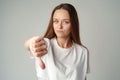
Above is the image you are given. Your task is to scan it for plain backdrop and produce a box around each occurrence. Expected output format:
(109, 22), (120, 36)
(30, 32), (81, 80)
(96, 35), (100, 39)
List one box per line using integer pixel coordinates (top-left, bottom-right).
(0, 0), (120, 80)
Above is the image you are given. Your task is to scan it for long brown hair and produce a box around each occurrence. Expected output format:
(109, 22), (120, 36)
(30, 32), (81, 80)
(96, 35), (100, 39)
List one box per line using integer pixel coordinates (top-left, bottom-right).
(44, 3), (82, 45)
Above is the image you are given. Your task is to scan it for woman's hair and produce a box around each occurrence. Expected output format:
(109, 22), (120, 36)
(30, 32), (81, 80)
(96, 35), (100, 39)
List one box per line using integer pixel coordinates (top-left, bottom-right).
(44, 3), (82, 45)
(43, 3), (89, 65)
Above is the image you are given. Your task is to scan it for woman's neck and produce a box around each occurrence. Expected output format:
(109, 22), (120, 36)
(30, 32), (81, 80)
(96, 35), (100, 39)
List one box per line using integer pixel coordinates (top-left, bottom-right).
(56, 37), (72, 48)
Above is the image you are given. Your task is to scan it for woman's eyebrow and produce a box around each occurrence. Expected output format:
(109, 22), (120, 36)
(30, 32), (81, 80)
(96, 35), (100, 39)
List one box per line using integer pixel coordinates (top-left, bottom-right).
(53, 18), (70, 20)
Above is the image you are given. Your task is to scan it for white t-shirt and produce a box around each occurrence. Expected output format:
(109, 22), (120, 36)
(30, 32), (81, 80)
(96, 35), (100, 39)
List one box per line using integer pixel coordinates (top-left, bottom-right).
(35, 38), (89, 80)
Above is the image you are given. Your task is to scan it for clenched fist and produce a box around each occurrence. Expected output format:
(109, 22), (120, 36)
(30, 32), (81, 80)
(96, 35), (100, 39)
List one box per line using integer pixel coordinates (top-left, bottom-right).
(25, 36), (47, 69)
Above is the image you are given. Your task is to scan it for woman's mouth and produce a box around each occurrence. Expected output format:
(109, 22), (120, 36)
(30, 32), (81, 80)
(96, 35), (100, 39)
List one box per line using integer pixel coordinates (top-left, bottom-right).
(56, 29), (63, 32)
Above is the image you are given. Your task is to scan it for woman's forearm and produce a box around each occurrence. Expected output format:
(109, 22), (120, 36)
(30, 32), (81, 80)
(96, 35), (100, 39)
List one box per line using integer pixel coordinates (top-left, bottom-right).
(24, 39), (31, 51)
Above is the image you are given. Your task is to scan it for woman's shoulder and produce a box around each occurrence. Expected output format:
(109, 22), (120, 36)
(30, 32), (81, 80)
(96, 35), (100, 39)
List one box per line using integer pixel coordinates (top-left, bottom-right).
(74, 43), (88, 56)
(74, 43), (88, 51)
(43, 37), (57, 52)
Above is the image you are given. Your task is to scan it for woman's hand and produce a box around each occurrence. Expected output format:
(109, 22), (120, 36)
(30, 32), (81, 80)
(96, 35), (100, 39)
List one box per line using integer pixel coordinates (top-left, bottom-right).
(25, 36), (47, 69)
(30, 36), (47, 57)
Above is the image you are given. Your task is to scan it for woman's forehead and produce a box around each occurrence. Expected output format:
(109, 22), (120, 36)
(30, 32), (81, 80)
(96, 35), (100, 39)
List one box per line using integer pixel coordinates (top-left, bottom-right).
(53, 9), (70, 19)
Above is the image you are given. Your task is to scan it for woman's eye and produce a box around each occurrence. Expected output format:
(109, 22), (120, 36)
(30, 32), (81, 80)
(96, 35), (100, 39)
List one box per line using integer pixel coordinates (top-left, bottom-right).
(53, 20), (58, 23)
(63, 21), (70, 24)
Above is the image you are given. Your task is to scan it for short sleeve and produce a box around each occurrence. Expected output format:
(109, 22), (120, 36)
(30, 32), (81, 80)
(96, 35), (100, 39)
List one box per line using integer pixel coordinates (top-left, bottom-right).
(84, 48), (90, 80)
(86, 48), (90, 74)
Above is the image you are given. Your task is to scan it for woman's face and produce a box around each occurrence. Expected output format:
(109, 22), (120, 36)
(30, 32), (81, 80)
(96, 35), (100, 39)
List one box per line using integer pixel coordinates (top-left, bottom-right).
(53, 9), (71, 39)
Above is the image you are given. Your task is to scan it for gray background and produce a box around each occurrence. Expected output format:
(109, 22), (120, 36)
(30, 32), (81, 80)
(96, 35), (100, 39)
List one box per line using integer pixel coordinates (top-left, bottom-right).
(0, 0), (120, 80)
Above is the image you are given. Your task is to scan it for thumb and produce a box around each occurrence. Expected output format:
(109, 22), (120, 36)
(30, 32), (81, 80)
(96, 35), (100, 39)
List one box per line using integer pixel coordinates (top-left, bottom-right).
(30, 52), (45, 70)
(35, 57), (45, 69)
(29, 39), (45, 69)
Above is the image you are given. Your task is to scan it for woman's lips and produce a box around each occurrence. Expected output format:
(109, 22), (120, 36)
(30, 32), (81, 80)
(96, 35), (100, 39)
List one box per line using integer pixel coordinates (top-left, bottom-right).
(56, 29), (63, 32)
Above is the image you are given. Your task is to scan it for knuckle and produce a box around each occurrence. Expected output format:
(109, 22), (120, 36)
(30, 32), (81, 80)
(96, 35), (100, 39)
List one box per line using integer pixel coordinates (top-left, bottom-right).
(34, 44), (38, 48)
(44, 44), (47, 48)
(34, 39), (38, 43)
(42, 45), (47, 49)
(35, 52), (41, 57)
(34, 48), (38, 52)
(45, 50), (48, 53)
(36, 54), (39, 57)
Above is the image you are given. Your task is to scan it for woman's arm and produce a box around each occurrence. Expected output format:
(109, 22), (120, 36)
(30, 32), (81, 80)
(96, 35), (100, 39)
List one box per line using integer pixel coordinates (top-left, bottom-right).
(24, 38), (31, 51)
(24, 36), (47, 57)
(24, 36), (47, 69)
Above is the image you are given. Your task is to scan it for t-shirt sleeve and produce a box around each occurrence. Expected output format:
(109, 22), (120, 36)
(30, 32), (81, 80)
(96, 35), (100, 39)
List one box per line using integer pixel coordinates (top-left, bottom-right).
(84, 48), (90, 80)
(83, 47), (90, 74)
(86, 48), (90, 74)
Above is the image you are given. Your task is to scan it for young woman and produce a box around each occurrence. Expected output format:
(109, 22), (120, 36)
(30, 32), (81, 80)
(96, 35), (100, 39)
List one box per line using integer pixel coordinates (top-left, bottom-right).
(25, 3), (89, 80)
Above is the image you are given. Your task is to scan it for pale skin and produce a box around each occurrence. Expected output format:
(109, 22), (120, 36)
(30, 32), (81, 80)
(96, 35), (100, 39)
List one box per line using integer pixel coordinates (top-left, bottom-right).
(25, 37), (47, 57)
(53, 9), (72, 48)
(25, 9), (72, 69)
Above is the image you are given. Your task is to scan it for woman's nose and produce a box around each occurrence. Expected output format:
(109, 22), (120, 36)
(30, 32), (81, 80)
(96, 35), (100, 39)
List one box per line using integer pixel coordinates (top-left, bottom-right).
(58, 21), (63, 29)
